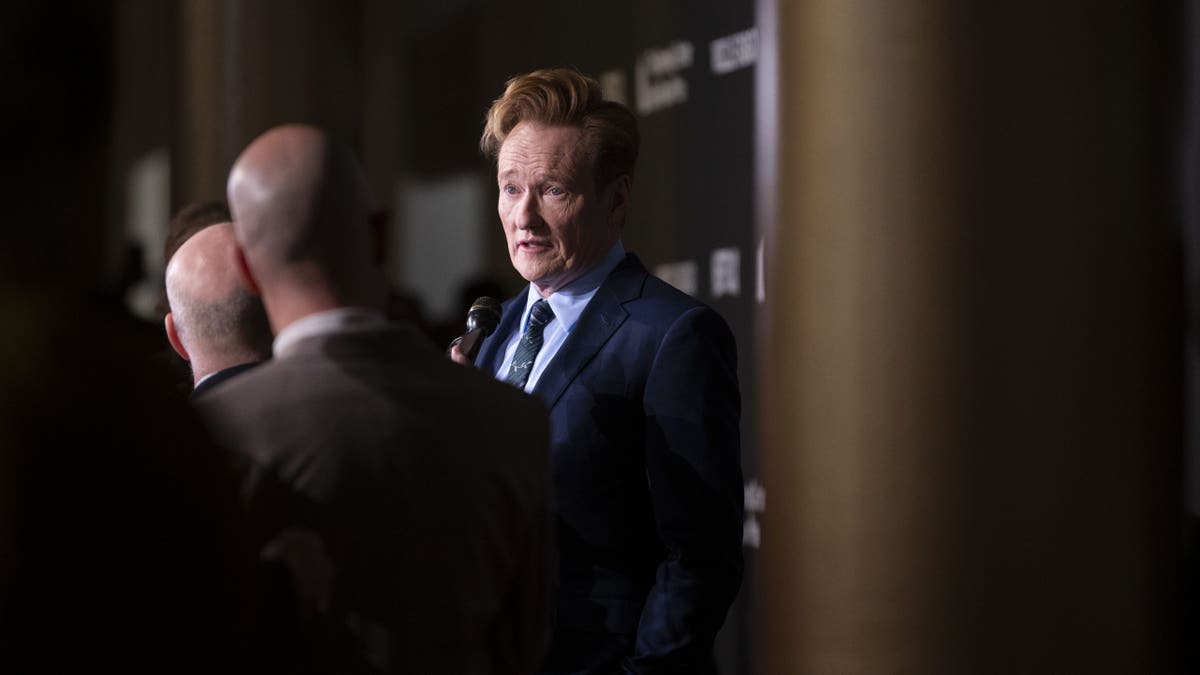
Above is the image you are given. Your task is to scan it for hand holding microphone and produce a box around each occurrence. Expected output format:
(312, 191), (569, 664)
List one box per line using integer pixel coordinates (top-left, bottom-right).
(448, 296), (501, 365)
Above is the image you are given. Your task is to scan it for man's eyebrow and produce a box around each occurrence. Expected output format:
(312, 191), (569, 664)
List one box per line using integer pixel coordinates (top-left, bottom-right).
(498, 167), (560, 184)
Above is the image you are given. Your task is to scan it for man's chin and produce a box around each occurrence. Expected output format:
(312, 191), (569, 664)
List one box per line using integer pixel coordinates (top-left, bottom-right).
(516, 264), (558, 286)
(520, 271), (566, 296)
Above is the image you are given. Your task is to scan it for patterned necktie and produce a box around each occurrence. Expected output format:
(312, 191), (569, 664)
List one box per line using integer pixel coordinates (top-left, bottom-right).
(505, 299), (556, 390)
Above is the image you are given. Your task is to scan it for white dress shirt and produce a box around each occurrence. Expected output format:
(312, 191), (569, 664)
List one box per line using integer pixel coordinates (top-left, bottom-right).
(272, 306), (389, 359)
(495, 241), (626, 392)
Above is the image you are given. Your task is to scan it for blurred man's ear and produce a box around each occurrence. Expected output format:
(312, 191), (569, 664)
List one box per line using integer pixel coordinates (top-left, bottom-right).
(234, 247), (261, 296)
(164, 313), (189, 362)
(606, 175), (631, 229)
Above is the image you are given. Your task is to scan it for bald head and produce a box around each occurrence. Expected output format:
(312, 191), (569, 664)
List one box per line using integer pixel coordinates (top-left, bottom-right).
(226, 125), (380, 325)
(164, 223), (271, 385)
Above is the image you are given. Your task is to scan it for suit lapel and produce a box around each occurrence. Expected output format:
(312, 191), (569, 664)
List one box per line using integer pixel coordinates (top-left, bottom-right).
(532, 254), (647, 411)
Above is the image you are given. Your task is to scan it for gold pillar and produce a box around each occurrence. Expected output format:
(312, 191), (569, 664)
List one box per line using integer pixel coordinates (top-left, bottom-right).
(175, 0), (366, 208)
(761, 2), (1180, 673)
(176, 0), (225, 204)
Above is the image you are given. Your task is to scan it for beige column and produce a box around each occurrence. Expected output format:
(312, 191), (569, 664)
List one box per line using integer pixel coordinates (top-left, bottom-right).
(760, 2), (1180, 673)
(175, 0), (366, 208)
(176, 0), (225, 205)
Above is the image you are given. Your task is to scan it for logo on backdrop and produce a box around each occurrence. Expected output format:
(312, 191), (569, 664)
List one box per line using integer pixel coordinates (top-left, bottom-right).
(710, 27), (758, 76)
(635, 40), (694, 116)
(655, 260), (699, 296)
(710, 246), (741, 299)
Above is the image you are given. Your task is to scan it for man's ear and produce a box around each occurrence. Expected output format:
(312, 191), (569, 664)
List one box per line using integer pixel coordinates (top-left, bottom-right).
(164, 312), (189, 362)
(235, 246), (261, 296)
(606, 174), (632, 229)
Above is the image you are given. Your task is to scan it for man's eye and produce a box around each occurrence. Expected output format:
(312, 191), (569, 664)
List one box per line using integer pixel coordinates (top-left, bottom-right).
(547, 187), (565, 196)
(503, 185), (518, 195)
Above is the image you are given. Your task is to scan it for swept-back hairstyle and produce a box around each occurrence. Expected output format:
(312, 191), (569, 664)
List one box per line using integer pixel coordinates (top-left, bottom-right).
(480, 68), (639, 190)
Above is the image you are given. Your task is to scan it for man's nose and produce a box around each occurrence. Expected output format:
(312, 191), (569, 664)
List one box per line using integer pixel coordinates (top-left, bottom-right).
(513, 193), (543, 230)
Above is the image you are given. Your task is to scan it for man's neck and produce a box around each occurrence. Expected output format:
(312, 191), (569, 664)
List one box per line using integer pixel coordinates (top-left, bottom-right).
(190, 353), (263, 387)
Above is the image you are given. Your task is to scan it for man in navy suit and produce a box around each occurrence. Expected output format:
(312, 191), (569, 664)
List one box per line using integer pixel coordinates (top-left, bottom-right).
(457, 68), (744, 675)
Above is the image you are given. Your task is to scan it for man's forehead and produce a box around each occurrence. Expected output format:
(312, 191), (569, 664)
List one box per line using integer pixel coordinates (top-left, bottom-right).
(497, 124), (592, 179)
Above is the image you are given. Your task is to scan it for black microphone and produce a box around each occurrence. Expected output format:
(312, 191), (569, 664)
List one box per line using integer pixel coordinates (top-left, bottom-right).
(448, 296), (502, 362)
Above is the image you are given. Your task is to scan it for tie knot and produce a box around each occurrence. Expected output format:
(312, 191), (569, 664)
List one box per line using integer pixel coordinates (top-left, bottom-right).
(528, 299), (555, 329)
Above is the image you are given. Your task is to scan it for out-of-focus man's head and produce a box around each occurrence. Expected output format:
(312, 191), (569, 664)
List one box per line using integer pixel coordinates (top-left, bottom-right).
(164, 222), (271, 385)
(156, 200), (234, 321)
(481, 69), (639, 296)
(226, 124), (382, 329)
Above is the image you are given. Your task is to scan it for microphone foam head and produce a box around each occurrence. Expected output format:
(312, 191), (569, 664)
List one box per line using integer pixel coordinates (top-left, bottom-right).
(466, 296), (502, 336)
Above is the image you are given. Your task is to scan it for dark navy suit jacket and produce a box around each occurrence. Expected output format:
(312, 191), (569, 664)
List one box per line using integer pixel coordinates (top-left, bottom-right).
(476, 253), (744, 674)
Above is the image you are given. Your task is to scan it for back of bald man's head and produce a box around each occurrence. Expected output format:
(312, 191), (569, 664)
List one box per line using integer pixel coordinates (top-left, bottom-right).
(226, 125), (375, 299)
(165, 222), (272, 360)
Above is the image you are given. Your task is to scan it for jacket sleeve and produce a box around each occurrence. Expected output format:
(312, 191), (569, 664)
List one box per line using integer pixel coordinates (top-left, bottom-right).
(624, 305), (744, 674)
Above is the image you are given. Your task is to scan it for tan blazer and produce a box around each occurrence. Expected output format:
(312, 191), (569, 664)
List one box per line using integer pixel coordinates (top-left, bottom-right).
(198, 320), (553, 674)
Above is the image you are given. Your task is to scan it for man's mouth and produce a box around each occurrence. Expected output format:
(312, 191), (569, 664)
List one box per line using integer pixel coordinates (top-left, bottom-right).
(518, 239), (551, 252)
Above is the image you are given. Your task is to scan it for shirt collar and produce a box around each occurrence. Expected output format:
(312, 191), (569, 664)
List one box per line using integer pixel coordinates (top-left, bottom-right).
(521, 240), (625, 333)
(272, 306), (388, 358)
